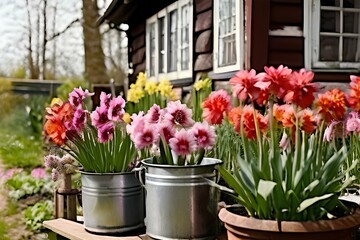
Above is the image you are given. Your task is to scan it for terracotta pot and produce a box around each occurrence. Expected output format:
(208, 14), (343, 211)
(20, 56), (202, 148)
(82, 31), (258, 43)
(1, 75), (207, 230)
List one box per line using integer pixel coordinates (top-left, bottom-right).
(219, 207), (360, 240)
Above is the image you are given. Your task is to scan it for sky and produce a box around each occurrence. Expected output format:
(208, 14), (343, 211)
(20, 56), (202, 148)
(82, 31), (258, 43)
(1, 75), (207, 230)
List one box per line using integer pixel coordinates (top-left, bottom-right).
(0, 0), (113, 78)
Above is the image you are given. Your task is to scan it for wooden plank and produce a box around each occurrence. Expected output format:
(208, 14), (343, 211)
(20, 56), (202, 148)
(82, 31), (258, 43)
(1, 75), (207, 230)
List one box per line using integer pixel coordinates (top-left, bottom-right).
(131, 34), (145, 52)
(195, 9), (212, 32)
(268, 36), (303, 51)
(268, 51), (304, 68)
(270, 2), (302, 26)
(132, 47), (145, 65)
(195, 0), (212, 13)
(43, 219), (144, 240)
(195, 30), (212, 53)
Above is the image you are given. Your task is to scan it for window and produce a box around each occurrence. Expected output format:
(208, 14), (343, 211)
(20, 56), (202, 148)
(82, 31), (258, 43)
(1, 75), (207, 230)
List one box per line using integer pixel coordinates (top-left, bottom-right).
(146, 0), (193, 81)
(305, 0), (360, 70)
(213, 0), (245, 73)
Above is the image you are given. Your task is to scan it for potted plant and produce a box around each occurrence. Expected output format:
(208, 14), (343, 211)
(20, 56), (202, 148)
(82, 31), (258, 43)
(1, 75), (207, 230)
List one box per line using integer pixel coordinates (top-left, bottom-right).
(43, 87), (144, 234)
(127, 101), (222, 239)
(217, 66), (360, 240)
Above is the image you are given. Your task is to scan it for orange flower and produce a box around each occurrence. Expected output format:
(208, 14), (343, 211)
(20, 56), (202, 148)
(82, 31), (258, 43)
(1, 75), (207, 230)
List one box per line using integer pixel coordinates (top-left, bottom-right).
(44, 102), (74, 146)
(299, 109), (317, 134)
(241, 105), (267, 140)
(263, 65), (292, 99)
(316, 89), (346, 123)
(284, 69), (318, 109)
(202, 89), (232, 124)
(347, 75), (360, 111)
(273, 104), (295, 129)
(228, 107), (242, 133)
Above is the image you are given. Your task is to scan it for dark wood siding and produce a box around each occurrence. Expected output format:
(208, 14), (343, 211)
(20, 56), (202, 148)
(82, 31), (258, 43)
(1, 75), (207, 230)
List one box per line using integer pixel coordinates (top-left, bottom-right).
(128, 22), (146, 85)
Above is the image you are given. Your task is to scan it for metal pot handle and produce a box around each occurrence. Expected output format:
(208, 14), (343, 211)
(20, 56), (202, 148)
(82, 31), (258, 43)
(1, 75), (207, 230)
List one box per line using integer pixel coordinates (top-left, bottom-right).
(203, 178), (235, 194)
(133, 166), (146, 187)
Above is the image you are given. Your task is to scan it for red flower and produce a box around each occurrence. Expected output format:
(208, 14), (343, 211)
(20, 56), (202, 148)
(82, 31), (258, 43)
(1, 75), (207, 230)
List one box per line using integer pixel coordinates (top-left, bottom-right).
(347, 75), (360, 111)
(230, 70), (269, 105)
(241, 106), (267, 140)
(316, 89), (346, 123)
(263, 65), (292, 99)
(202, 90), (232, 124)
(299, 109), (317, 134)
(284, 69), (318, 109)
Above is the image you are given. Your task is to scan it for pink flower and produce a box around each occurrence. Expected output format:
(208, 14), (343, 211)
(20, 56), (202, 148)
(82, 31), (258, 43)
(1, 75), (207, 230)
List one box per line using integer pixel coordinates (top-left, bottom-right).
(31, 168), (47, 179)
(100, 92), (112, 108)
(133, 127), (159, 149)
(169, 129), (196, 156)
(323, 121), (341, 142)
(165, 100), (194, 127)
(263, 65), (292, 99)
(158, 122), (176, 143)
(127, 112), (145, 141)
(97, 122), (114, 143)
(202, 90), (232, 124)
(2, 168), (23, 181)
(91, 105), (110, 129)
(279, 131), (290, 150)
(69, 87), (94, 108)
(72, 108), (87, 132)
(146, 104), (162, 124)
(345, 111), (360, 134)
(108, 96), (126, 122)
(191, 122), (216, 149)
(44, 155), (60, 169)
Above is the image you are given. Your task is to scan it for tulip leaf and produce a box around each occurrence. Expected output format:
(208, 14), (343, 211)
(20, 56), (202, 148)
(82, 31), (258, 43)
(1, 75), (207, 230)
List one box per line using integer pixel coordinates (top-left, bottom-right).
(297, 193), (334, 212)
(257, 179), (276, 200)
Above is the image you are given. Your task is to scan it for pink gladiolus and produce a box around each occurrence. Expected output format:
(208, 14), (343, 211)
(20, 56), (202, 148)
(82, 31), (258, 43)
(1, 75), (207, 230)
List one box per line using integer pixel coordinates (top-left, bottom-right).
(165, 100), (194, 127)
(158, 122), (176, 143)
(69, 87), (94, 108)
(108, 96), (126, 122)
(100, 92), (112, 108)
(72, 108), (87, 132)
(127, 112), (145, 141)
(146, 104), (162, 124)
(133, 127), (159, 149)
(279, 131), (290, 150)
(91, 105), (110, 129)
(191, 122), (216, 149)
(97, 122), (114, 143)
(31, 168), (47, 179)
(323, 121), (340, 142)
(169, 129), (196, 156)
(345, 111), (360, 134)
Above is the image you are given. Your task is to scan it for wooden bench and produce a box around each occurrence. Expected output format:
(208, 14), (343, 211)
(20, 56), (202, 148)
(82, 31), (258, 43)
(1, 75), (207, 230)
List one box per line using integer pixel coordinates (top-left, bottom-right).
(43, 218), (228, 240)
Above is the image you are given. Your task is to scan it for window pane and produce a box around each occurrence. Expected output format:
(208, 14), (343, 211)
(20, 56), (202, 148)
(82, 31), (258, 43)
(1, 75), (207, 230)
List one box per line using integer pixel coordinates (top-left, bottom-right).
(168, 10), (177, 72)
(181, 4), (189, 71)
(159, 17), (165, 73)
(320, 10), (340, 32)
(343, 37), (359, 62)
(218, 0), (237, 67)
(149, 22), (156, 76)
(321, 0), (340, 7)
(344, 0), (360, 8)
(344, 12), (359, 33)
(320, 36), (339, 61)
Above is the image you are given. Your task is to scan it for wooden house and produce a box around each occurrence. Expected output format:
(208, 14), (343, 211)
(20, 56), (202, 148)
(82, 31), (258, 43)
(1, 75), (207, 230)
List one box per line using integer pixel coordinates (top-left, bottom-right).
(99, 0), (360, 90)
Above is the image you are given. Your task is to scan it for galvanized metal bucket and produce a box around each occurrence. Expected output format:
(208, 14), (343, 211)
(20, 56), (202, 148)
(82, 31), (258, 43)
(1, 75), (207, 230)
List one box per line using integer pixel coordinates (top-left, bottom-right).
(80, 171), (145, 234)
(141, 158), (222, 240)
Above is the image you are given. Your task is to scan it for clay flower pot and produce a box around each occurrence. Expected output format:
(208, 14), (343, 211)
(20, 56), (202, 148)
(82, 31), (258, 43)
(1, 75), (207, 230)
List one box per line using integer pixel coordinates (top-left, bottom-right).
(219, 207), (360, 240)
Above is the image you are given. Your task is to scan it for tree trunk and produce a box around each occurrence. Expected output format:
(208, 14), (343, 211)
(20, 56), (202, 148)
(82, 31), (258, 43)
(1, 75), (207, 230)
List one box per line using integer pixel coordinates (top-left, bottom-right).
(25, 0), (37, 79)
(42, 0), (48, 80)
(82, 0), (108, 84)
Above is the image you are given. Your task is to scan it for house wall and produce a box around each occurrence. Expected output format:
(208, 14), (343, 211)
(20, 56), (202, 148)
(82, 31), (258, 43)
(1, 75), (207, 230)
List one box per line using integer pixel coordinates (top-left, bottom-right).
(128, 22), (146, 85)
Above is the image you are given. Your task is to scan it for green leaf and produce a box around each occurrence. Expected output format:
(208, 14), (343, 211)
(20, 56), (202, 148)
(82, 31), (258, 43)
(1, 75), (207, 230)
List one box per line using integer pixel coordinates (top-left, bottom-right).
(257, 179), (276, 200)
(297, 193), (333, 212)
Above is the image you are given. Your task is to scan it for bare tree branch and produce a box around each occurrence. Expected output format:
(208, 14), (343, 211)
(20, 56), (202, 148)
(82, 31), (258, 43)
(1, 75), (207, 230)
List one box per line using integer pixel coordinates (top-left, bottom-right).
(47, 18), (80, 41)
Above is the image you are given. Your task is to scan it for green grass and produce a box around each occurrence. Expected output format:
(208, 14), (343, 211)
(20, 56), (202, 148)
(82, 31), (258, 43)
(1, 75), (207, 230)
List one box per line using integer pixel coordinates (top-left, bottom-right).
(0, 219), (9, 240)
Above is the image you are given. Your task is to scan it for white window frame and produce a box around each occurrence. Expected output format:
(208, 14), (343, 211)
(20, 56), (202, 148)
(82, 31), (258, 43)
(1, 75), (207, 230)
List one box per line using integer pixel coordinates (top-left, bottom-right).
(213, 0), (245, 73)
(304, 0), (360, 70)
(145, 0), (193, 81)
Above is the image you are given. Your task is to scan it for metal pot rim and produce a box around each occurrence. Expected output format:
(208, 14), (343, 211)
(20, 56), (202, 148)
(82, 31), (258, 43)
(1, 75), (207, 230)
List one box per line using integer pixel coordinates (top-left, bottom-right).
(141, 157), (222, 169)
(78, 170), (136, 176)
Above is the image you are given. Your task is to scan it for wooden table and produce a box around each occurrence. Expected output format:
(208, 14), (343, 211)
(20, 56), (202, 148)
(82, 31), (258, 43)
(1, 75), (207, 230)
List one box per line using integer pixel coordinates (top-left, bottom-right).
(43, 218), (228, 240)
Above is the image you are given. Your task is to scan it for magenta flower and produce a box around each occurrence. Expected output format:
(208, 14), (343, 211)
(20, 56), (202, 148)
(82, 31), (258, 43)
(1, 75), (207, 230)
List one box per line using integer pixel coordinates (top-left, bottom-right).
(169, 129), (196, 156)
(100, 92), (112, 108)
(91, 105), (110, 129)
(97, 122), (114, 143)
(146, 104), (162, 124)
(108, 96), (126, 122)
(158, 122), (176, 143)
(165, 100), (194, 127)
(31, 168), (47, 179)
(345, 111), (360, 134)
(69, 87), (94, 108)
(72, 108), (87, 132)
(191, 122), (216, 149)
(133, 127), (159, 149)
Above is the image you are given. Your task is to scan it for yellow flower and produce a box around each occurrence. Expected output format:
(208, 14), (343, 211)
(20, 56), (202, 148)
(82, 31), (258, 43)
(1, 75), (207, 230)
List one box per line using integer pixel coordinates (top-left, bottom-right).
(194, 81), (204, 91)
(50, 98), (63, 106)
(145, 81), (158, 95)
(127, 88), (143, 103)
(170, 90), (179, 101)
(122, 112), (131, 124)
(157, 79), (173, 97)
(135, 72), (147, 88)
